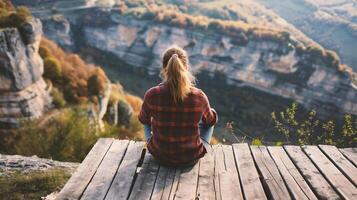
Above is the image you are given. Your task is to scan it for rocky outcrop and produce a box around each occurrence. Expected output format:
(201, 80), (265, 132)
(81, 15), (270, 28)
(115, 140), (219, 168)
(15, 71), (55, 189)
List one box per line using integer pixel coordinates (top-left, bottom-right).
(0, 18), (51, 128)
(0, 154), (78, 175)
(82, 15), (357, 116)
(42, 15), (75, 51)
(35, 8), (357, 116)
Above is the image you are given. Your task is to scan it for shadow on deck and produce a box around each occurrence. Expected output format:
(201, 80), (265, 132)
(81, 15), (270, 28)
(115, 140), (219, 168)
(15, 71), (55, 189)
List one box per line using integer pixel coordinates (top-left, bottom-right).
(56, 138), (357, 200)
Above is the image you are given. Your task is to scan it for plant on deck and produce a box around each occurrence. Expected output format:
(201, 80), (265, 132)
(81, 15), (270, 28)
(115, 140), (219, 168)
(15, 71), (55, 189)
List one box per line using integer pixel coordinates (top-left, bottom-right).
(271, 103), (356, 147)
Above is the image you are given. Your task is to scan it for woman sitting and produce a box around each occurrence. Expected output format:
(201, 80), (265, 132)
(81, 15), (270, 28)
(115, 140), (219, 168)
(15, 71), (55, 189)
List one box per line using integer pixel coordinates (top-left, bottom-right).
(138, 45), (218, 167)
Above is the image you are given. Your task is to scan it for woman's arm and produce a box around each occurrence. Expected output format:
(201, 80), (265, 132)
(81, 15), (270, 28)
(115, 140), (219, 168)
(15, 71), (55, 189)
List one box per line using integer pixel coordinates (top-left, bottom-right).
(201, 92), (218, 126)
(138, 91), (151, 125)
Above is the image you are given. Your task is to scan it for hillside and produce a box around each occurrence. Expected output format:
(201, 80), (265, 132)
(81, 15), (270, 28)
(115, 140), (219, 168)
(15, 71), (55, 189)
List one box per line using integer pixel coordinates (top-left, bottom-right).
(0, 1), (144, 160)
(10, 0), (357, 142)
(12, 0), (357, 70)
(255, 0), (357, 69)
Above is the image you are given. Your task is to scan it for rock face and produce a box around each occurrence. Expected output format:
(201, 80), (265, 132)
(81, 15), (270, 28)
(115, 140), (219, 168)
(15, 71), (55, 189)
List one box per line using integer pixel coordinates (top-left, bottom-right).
(0, 154), (78, 175)
(0, 18), (51, 128)
(36, 8), (357, 116)
(83, 15), (357, 116)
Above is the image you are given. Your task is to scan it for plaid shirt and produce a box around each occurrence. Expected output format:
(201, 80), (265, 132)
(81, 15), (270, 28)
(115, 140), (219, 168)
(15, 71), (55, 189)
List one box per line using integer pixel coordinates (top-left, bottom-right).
(138, 83), (218, 166)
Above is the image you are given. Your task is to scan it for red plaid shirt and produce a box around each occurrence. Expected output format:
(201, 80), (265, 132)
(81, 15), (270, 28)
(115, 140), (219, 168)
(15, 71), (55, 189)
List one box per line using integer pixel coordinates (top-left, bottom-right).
(138, 83), (218, 166)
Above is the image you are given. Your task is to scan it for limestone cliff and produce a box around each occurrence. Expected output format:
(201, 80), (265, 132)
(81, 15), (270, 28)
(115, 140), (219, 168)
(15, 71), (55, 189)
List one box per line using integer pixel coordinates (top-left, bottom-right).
(74, 14), (357, 114)
(0, 18), (51, 128)
(32, 7), (357, 116)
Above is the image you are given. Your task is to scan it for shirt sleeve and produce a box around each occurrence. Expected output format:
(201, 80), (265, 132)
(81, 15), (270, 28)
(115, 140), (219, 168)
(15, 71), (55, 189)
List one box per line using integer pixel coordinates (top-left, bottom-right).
(138, 90), (151, 125)
(201, 91), (218, 126)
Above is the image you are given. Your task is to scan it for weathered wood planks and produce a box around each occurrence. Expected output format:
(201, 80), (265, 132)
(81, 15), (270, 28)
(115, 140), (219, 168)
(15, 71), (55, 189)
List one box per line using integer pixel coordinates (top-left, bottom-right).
(303, 145), (357, 199)
(81, 140), (129, 200)
(57, 139), (357, 200)
(320, 145), (357, 186)
(56, 138), (114, 200)
(284, 145), (341, 200)
(105, 141), (145, 200)
(151, 166), (177, 200)
(250, 146), (291, 200)
(171, 162), (200, 199)
(218, 145), (243, 200)
(197, 150), (215, 200)
(128, 153), (160, 200)
(267, 146), (317, 200)
(233, 143), (267, 200)
(340, 148), (357, 167)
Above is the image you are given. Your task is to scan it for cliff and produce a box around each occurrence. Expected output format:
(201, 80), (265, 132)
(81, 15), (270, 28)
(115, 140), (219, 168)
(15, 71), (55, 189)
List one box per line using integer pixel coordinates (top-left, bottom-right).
(13, 1), (357, 122)
(37, 7), (357, 116)
(97, 19), (356, 113)
(0, 18), (51, 128)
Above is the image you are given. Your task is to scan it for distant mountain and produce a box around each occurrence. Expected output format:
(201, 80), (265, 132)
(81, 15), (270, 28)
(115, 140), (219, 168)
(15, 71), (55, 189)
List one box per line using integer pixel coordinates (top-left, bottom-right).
(255, 0), (357, 70)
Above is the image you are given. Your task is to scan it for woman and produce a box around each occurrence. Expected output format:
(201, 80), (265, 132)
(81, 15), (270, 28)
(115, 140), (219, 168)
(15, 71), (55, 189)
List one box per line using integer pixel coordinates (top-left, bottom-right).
(138, 46), (218, 167)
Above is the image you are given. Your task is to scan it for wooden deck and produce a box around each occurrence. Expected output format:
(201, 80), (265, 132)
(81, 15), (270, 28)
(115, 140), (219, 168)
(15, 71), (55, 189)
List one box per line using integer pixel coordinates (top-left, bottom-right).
(56, 138), (357, 200)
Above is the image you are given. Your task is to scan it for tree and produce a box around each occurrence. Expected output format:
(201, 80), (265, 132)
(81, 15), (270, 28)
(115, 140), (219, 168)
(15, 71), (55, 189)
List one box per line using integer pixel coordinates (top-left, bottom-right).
(340, 114), (357, 146)
(43, 57), (62, 84)
(87, 69), (107, 97)
(51, 87), (66, 108)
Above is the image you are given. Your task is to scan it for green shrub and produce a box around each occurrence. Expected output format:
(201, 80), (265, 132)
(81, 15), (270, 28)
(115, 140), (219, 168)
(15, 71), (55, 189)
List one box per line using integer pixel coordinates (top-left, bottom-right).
(10, 108), (119, 162)
(252, 138), (262, 146)
(275, 141), (283, 146)
(43, 57), (62, 84)
(51, 87), (66, 108)
(0, 7), (9, 18)
(87, 68), (107, 97)
(271, 102), (356, 147)
(0, 5), (32, 28)
(0, 106), (143, 161)
(340, 114), (357, 146)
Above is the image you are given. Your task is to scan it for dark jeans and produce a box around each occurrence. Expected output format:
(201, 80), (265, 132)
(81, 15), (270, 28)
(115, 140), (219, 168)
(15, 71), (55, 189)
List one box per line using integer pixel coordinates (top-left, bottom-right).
(143, 122), (215, 151)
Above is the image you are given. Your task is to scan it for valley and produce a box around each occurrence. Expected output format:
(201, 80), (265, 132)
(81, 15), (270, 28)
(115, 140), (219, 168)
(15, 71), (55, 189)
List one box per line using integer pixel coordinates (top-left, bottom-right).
(10, 0), (357, 143)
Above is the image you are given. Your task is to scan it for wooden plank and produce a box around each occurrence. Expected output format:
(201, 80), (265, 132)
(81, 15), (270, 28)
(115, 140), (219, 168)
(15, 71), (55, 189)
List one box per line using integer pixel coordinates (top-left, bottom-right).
(213, 145), (224, 200)
(81, 140), (129, 200)
(284, 145), (341, 200)
(196, 150), (215, 200)
(340, 148), (357, 167)
(250, 146), (291, 200)
(168, 168), (181, 200)
(56, 138), (114, 200)
(232, 143), (267, 200)
(170, 161), (200, 200)
(267, 146), (317, 200)
(303, 145), (357, 199)
(151, 166), (177, 200)
(320, 145), (357, 186)
(218, 145), (244, 200)
(128, 152), (160, 200)
(105, 141), (145, 200)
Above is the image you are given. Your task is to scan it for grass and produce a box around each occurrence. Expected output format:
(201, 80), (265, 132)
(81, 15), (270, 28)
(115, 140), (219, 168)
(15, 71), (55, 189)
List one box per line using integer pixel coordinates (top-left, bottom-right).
(0, 168), (71, 200)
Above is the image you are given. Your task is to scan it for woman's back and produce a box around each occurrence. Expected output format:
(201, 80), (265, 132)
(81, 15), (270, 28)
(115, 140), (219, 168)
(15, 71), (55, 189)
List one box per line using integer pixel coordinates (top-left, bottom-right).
(138, 45), (217, 166)
(139, 83), (217, 166)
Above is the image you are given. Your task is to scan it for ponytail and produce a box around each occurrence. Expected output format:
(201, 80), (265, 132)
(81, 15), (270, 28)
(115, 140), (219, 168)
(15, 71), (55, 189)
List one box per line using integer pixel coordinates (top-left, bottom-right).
(162, 49), (195, 104)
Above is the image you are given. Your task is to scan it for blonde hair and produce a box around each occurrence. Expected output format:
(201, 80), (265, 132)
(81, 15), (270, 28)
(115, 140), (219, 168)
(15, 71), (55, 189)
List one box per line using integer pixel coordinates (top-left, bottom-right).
(161, 45), (195, 104)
